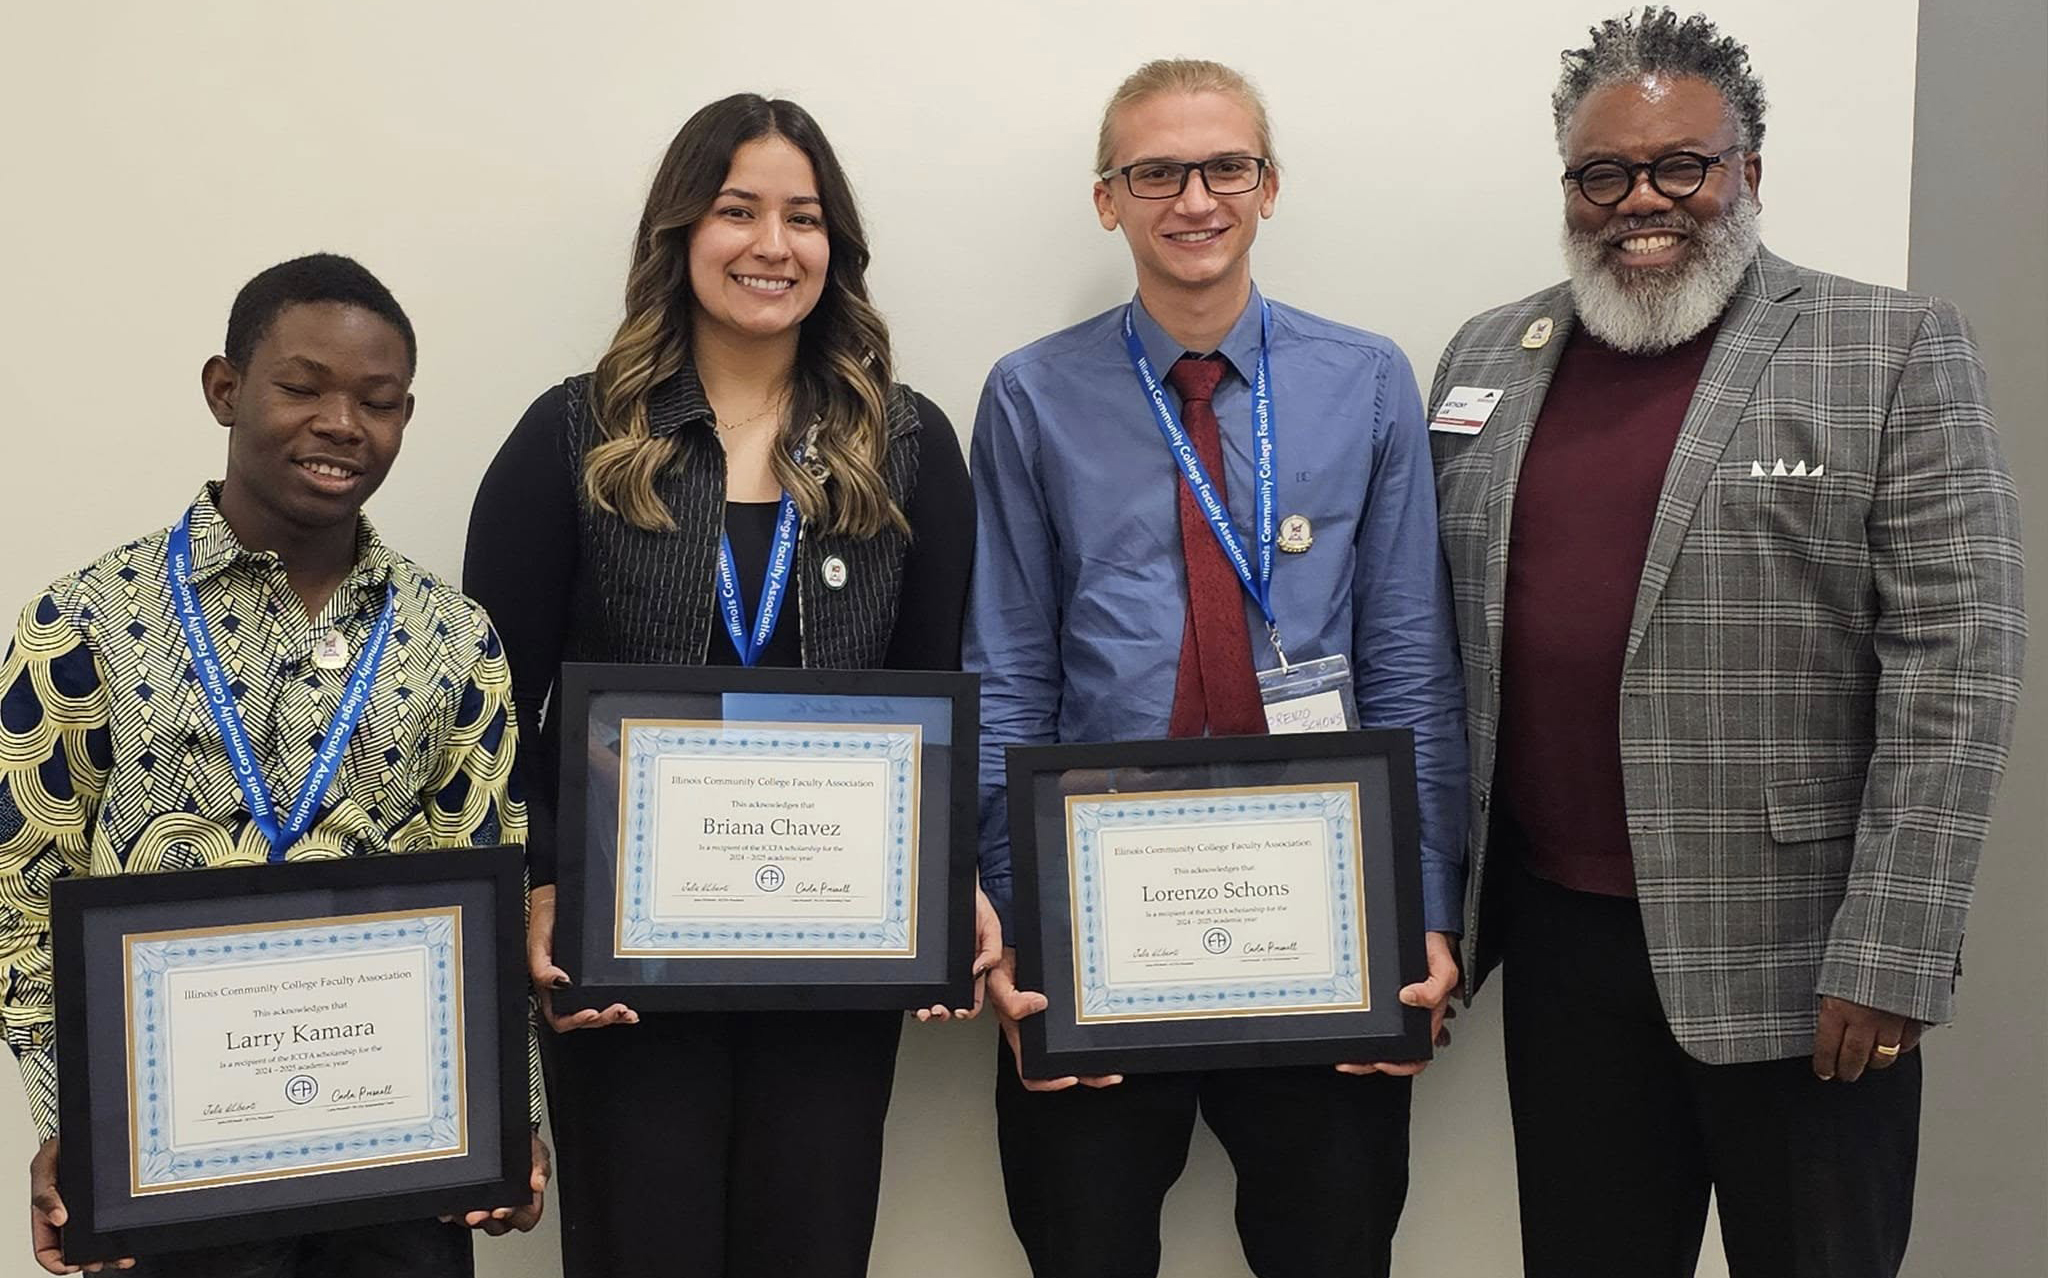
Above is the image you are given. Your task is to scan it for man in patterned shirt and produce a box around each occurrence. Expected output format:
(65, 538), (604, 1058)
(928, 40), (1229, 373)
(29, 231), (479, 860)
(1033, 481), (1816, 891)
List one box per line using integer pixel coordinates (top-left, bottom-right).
(0, 255), (547, 1275)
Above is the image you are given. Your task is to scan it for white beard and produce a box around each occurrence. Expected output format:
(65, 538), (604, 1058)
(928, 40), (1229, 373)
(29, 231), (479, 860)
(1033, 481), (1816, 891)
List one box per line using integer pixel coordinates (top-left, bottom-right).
(1562, 189), (1762, 354)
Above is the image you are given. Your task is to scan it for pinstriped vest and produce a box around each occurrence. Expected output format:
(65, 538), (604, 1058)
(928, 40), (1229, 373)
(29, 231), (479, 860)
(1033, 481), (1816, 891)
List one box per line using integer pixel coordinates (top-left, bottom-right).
(560, 368), (922, 670)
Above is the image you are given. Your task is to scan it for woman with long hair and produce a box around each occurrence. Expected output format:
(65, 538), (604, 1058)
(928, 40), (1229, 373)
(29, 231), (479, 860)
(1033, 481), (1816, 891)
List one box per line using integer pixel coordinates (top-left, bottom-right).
(464, 94), (997, 1278)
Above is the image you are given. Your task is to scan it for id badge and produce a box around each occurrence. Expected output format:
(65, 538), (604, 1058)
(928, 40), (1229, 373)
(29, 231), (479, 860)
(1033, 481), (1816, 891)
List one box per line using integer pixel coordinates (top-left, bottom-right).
(1256, 654), (1356, 734)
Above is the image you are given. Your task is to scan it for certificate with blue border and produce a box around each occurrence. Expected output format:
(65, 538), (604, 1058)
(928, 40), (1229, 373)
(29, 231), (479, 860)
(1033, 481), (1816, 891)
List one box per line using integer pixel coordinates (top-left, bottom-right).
(615, 718), (922, 957)
(124, 907), (467, 1195)
(1066, 782), (1369, 1023)
(1009, 730), (1431, 1077)
(52, 847), (529, 1265)
(556, 666), (978, 1014)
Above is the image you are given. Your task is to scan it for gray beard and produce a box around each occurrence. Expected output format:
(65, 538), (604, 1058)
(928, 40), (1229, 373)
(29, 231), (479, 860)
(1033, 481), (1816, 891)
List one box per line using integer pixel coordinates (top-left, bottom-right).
(1562, 190), (1762, 354)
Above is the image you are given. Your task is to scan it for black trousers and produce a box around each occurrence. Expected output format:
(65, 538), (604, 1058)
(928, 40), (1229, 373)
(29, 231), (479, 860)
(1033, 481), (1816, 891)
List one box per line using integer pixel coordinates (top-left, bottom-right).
(129, 1219), (471, 1278)
(544, 1009), (903, 1278)
(995, 1039), (1412, 1278)
(1501, 868), (1921, 1278)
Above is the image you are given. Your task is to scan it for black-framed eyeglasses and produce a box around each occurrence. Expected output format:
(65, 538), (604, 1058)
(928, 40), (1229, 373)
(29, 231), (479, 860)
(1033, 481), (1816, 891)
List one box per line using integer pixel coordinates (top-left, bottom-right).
(1102, 155), (1270, 200)
(1562, 148), (1739, 206)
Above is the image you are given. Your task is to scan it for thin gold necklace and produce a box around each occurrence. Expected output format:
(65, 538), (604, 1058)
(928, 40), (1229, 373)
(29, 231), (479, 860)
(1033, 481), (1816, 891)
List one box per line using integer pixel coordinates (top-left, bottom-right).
(714, 389), (789, 433)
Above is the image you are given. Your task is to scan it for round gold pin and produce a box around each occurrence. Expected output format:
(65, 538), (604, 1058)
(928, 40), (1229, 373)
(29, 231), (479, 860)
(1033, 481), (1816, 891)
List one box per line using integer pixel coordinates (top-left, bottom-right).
(1277, 514), (1314, 554)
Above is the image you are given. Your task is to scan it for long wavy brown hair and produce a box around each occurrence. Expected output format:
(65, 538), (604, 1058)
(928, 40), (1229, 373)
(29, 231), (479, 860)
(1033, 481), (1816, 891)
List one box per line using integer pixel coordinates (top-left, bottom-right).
(584, 94), (905, 537)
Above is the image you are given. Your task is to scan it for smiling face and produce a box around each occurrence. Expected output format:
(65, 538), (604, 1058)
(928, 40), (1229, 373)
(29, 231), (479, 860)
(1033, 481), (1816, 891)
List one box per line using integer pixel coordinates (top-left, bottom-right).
(1563, 74), (1760, 274)
(1560, 74), (1765, 352)
(1094, 90), (1278, 302)
(686, 136), (830, 344)
(204, 300), (412, 534)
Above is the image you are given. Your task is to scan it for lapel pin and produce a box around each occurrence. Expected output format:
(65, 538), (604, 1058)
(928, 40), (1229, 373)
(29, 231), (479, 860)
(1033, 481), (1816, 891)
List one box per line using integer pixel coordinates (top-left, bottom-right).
(1277, 514), (1314, 554)
(822, 556), (849, 590)
(312, 631), (351, 671)
(1520, 317), (1555, 349)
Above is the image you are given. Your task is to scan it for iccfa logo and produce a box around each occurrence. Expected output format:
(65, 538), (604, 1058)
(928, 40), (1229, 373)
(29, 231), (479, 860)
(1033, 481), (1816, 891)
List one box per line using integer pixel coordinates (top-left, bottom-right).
(284, 1074), (319, 1106)
(1202, 927), (1233, 955)
(754, 864), (786, 893)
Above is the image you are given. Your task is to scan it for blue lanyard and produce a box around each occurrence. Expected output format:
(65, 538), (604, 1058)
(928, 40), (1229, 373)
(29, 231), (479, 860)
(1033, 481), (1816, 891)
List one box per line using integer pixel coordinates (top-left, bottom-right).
(168, 511), (396, 861)
(715, 484), (801, 667)
(1122, 300), (1286, 662)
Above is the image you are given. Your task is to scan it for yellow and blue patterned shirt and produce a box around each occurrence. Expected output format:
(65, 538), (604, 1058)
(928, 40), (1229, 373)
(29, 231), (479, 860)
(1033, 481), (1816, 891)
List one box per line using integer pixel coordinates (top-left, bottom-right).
(0, 485), (532, 1140)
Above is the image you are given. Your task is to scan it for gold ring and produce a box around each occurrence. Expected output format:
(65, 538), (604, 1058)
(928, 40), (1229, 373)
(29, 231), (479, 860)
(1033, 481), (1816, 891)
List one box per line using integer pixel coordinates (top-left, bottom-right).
(1873, 1043), (1902, 1058)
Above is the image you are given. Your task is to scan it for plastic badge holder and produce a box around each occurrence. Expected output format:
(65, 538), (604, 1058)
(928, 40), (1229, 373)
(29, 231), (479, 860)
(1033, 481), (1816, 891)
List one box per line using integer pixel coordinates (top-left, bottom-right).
(1256, 654), (1358, 734)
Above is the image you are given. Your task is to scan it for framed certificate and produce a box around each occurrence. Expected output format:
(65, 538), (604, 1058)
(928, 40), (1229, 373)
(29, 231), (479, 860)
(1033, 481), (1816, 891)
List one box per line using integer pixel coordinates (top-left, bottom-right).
(50, 846), (530, 1263)
(1007, 731), (1432, 1076)
(554, 664), (979, 1013)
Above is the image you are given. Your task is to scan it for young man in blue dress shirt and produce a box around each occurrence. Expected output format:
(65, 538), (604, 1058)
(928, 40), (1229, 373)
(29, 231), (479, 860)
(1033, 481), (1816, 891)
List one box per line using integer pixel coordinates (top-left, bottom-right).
(966, 59), (1467, 1278)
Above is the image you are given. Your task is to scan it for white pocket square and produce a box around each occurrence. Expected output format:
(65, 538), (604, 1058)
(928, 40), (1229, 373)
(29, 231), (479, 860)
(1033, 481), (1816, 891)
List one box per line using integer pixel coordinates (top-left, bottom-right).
(1749, 458), (1824, 478)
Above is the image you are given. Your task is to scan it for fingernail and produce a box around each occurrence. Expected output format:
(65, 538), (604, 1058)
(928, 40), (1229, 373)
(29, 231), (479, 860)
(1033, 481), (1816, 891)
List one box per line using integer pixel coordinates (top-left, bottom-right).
(551, 975), (569, 989)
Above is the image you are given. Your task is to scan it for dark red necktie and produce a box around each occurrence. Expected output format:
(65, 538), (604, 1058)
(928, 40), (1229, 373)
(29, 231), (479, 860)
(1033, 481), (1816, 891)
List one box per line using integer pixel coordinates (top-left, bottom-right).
(1164, 355), (1267, 738)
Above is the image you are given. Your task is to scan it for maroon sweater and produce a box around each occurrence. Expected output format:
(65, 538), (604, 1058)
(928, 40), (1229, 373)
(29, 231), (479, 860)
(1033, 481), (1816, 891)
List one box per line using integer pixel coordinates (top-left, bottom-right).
(1495, 322), (1718, 897)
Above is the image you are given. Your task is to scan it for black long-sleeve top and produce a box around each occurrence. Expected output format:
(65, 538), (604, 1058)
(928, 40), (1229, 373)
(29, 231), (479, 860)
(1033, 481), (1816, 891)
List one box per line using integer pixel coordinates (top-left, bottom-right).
(463, 382), (974, 884)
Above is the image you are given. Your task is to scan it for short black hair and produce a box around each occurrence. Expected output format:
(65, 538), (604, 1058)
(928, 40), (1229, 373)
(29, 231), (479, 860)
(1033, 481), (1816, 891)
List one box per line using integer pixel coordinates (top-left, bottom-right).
(223, 253), (417, 376)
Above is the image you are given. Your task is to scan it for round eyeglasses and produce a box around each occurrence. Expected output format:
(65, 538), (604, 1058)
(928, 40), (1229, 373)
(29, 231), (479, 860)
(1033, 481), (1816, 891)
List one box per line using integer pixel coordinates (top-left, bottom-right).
(1562, 148), (1739, 207)
(1102, 155), (1270, 200)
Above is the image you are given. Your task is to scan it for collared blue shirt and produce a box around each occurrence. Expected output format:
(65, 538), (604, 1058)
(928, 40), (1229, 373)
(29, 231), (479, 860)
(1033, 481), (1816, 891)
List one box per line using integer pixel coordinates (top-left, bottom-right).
(965, 286), (1469, 934)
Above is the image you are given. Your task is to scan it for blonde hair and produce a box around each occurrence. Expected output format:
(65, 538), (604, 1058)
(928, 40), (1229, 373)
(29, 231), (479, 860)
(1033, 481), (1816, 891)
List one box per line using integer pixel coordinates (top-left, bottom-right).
(585, 94), (907, 538)
(1094, 59), (1279, 176)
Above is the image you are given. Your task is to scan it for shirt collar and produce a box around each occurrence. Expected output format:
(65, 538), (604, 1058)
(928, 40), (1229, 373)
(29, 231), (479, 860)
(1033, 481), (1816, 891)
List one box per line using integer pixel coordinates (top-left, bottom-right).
(646, 360), (718, 439)
(181, 482), (396, 593)
(1128, 282), (1268, 386)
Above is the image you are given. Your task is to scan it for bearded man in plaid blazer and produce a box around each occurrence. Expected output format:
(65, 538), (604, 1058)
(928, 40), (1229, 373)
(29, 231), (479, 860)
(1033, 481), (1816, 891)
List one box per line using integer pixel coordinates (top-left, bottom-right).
(1427, 10), (2026, 1277)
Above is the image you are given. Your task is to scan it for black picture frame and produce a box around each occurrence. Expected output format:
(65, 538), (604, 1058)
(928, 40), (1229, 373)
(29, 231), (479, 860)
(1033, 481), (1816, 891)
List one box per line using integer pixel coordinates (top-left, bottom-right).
(51, 846), (530, 1264)
(554, 663), (979, 1013)
(1007, 730), (1432, 1077)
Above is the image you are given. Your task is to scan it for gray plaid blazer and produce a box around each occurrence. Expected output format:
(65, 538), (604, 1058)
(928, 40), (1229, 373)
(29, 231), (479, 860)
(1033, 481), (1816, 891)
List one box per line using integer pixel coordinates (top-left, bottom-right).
(1429, 248), (2026, 1064)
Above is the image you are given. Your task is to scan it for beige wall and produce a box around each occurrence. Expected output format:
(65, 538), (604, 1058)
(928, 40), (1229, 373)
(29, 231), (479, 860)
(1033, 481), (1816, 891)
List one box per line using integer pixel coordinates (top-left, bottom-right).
(0, 2), (1945, 1274)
